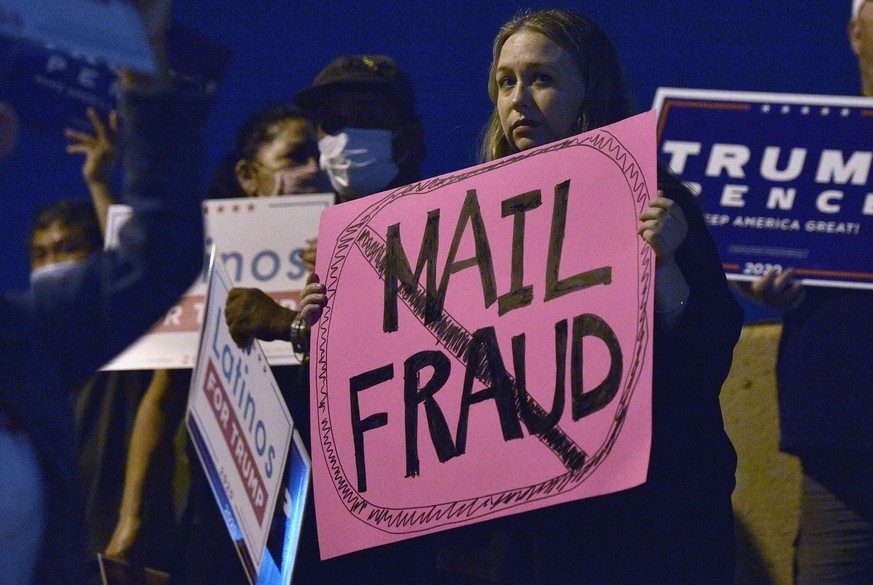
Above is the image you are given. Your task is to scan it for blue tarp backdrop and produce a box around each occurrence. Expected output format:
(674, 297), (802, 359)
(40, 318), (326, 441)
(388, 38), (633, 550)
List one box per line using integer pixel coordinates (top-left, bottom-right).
(0, 1), (860, 299)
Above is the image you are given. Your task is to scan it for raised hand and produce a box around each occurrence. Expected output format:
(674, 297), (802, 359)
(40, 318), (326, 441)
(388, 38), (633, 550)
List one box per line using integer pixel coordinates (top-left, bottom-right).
(65, 108), (119, 188)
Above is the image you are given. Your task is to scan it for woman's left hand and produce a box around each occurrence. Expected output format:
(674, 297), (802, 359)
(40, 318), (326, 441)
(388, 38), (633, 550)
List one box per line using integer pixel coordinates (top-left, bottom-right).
(638, 193), (688, 264)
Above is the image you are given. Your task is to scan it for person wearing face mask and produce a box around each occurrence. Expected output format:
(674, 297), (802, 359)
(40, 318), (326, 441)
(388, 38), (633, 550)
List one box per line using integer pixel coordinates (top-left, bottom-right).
(224, 55), (426, 350)
(28, 200), (104, 289)
(0, 1), (207, 582)
(224, 54), (426, 349)
(172, 102), (333, 585)
(28, 199), (178, 582)
(223, 56), (425, 468)
(222, 54), (434, 584)
(296, 54), (425, 202)
(209, 101), (332, 199)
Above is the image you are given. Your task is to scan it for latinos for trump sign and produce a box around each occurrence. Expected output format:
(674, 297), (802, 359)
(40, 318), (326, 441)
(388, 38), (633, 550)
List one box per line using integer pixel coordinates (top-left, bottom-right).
(654, 88), (873, 289)
(310, 111), (657, 559)
(187, 254), (297, 583)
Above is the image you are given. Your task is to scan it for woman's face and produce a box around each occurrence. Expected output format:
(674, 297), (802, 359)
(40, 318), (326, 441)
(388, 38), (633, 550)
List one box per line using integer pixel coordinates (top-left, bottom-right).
(238, 117), (330, 197)
(496, 29), (586, 152)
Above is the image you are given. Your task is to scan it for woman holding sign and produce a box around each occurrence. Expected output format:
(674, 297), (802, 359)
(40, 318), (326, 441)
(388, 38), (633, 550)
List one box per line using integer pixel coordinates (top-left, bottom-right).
(475, 9), (743, 584)
(296, 11), (741, 583)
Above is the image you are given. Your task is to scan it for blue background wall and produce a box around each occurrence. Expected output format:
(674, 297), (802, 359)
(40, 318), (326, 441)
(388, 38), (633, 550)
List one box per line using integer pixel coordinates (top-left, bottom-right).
(0, 0), (861, 294)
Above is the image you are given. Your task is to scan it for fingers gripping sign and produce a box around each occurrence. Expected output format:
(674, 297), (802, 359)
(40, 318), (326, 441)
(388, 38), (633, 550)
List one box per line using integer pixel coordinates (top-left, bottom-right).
(301, 238), (318, 274)
(637, 193), (688, 264)
(298, 272), (327, 326)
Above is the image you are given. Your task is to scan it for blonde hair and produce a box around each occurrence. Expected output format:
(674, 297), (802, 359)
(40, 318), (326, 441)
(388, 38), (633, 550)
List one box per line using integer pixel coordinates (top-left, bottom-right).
(479, 9), (635, 162)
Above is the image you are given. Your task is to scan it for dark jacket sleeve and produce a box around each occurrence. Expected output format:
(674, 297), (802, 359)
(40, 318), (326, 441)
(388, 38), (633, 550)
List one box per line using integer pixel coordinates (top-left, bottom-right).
(640, 166), (743, 492)
(653, 167), (743, 398)
(32, 89), (206, 383)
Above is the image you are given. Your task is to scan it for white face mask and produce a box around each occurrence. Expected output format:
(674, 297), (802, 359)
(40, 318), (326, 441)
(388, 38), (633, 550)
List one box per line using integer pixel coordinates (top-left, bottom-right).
(30, 259), (85, 288)
(318, 127), (400, 199)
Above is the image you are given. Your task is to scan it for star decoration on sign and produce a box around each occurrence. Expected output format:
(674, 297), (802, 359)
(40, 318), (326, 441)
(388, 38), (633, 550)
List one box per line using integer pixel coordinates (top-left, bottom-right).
(761, 104), (771, 113)
(821, 107), (831, 115)
(780, 105), (791, 114)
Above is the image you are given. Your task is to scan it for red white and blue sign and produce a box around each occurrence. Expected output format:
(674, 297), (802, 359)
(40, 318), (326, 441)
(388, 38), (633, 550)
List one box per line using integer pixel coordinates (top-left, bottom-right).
(654, 88), (873, 289)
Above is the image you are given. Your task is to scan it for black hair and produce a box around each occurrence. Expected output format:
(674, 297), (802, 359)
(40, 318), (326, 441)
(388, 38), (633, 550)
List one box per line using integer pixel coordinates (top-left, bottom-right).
(30, 199), (102, 250)
(236, 102), (311, 161)
(207, 102), (313, 200)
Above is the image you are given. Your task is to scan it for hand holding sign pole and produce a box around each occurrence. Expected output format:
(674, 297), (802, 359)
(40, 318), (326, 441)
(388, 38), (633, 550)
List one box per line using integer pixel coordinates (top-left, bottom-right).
(310, 111), (658, 559)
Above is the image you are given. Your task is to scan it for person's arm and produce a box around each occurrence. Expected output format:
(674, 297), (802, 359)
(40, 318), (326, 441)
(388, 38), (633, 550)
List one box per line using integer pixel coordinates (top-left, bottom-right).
(638, 193), (691, 329)
(225, 288), (296, 347)
(65, 108), (120, 234)
(651, 173), (744, 394)
(35, 0), (208, 380)
(225, 275), (327, 348)
(104, 369), (188, 561)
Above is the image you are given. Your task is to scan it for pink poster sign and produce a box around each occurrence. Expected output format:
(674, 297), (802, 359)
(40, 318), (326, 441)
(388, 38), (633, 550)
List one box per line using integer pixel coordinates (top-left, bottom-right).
(310, 111), (658, 559)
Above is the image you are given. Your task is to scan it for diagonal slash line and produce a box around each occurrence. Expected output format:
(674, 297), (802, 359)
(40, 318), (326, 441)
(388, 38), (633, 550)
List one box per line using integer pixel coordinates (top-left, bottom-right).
(353, 226), (587, 471)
